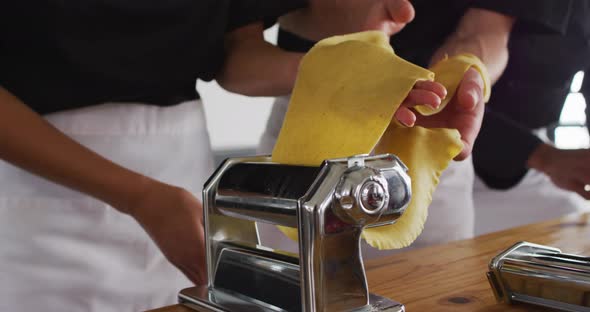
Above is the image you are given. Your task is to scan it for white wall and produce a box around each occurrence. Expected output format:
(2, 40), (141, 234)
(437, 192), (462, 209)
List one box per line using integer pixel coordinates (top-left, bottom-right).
(198, 26), (279, 153)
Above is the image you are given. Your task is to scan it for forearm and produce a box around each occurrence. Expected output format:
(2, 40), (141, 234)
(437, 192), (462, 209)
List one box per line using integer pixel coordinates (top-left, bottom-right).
(217, 23), (303, 96)
(432, 8), (515, 84)
(0, 87), (152, 214)
(527, 142), (557, 173)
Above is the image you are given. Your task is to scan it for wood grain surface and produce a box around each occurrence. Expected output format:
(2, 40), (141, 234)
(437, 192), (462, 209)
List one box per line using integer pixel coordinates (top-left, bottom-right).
(147, 213), (590, 311)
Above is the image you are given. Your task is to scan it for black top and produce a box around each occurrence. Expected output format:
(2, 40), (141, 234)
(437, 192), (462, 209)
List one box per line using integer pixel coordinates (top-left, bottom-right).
(278, 0), (471, 67)
(474, 1), (590, 189)
(473, 0), (574, 34)
(277, 0), (577, 67)
(0, 0), (306, 115)
(393, 0), (579, 68)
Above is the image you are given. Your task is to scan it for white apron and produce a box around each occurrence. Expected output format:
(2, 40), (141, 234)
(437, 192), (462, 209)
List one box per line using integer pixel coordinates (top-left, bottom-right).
(0, 100), (214, 311)
(474, 168), (589, 236)
(257, 96), (475, 258)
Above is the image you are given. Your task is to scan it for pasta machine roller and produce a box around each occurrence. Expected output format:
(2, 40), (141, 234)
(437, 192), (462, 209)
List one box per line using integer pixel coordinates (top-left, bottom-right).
(178, 154), (412, 312)
(488, 241), (590, 312)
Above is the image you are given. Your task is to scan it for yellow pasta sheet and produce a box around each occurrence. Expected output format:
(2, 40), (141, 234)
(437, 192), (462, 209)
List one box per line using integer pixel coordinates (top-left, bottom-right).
(271, 31), (486, 249)
(271, 31), (434, 165)
(368, 126), (462, 249)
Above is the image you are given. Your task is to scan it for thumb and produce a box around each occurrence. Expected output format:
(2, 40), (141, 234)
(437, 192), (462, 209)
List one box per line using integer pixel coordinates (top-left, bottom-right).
(364, 0), (415, 36)
(457, 67), (484, 111)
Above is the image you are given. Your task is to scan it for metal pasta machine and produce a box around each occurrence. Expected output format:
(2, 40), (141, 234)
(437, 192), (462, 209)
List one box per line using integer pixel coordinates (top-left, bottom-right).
(487, 241), (590, 312)
(178, 154), (412, 312)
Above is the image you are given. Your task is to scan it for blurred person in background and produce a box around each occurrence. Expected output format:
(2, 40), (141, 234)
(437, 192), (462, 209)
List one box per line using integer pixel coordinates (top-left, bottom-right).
(473, 0), (590, 235)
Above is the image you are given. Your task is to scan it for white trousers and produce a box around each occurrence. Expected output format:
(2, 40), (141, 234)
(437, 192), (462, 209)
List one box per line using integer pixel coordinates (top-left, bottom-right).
(474, 169), (589, 235)
(257, 96), (475, 258)
(0, 101), (214, 311)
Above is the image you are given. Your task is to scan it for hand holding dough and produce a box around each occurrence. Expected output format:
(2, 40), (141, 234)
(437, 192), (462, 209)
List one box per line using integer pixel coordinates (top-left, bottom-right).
(415, 53), (491, 116)
(271, 31), (488, 249)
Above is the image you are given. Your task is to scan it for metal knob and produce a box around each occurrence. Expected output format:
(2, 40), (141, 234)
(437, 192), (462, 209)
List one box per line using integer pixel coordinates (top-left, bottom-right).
(333, 166), (390, 225)
(360, 181), (386, 212)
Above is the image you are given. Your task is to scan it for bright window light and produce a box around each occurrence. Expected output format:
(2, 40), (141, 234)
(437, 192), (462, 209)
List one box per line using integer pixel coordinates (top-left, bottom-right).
(570, 71), (585, 93)
(559, 93), (587, 125)
(554, 71), (588, 149)
(555, 127), (590, 149)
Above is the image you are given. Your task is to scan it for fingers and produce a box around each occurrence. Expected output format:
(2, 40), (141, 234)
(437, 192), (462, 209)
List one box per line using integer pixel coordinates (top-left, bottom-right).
(558, 179), (590, 200)
(195, 227), (208, 285)
(454, 138), (473, 161)
(177, 234), (208, 285)
(454, 97), (485, 161)
(457, 67), (484, 111)
(580, 188), (590, 200)
(385, 0), (415, 25)
(415, 80), (447, 99)
(401, 81), (446, 112)
(394, 106), (416, 127)
(365, 0), (414, 36)
(584, 184), (590, 200)
(396, 80), (443, 127)
(402, 89), (442, 109)
(447, 67), (485, 160)
(573, 180), (590, 200)
(178, 262), (205, 285)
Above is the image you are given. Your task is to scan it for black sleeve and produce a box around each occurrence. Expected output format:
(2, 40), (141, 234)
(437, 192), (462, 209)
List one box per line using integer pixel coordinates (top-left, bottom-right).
(582, 69), (590, 134)
(227, 0), (308, 31)
(471, 0), (573, 34)
(473, 108), (544, 190)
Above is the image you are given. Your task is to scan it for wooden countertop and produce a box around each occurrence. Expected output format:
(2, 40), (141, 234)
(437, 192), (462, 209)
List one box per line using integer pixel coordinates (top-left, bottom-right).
(148, 213), (590, 312)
